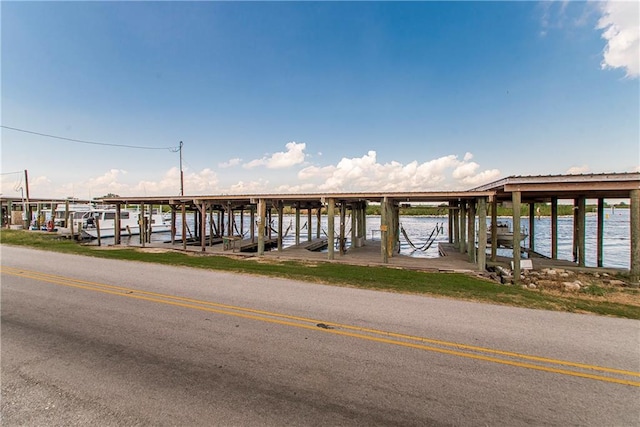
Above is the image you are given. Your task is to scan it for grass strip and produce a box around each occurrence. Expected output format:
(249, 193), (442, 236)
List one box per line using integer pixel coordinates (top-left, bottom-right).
(1, 229), (638, 319)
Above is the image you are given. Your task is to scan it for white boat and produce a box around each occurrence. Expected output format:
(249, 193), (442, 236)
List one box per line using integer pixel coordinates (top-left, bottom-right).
(53, 203), (96, 233)
(487, 222), (527, 248)
(79, 208), (171, 239)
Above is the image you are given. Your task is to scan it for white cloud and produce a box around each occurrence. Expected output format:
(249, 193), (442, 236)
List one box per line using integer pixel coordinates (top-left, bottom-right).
(296, 151), (500, 192)
(218, 158), (242, 168)
(244, 142), (307, 169)
(566, 165), (591, 175)
(227, 179), (270, 194)
(597, 1), (639, 78)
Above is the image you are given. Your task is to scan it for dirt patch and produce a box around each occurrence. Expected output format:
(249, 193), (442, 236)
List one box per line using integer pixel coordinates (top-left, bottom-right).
(134, 247), (176, 254)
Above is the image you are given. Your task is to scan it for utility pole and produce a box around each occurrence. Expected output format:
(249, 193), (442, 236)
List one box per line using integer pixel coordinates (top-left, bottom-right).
(179, 141), (184, 196)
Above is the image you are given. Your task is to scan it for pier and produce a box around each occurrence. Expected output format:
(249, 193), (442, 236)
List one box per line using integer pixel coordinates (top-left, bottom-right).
(2, 172), (638, 282)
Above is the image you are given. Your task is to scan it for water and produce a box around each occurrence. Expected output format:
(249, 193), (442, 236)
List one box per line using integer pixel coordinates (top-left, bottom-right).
(102, 209), (633, 269)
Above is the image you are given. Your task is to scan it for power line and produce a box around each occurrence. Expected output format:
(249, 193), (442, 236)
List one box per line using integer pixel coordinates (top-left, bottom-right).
(0, 170), (24, 176)
(1, 125), (177, 151)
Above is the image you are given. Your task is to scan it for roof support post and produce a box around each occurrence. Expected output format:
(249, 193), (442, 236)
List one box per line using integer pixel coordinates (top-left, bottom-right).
(529, 202), (535, 252)
(380, 197), (389, 263)
(459, 200), (467, 254)
(140, 203), (146, 248)
(512, 191), (522, 283)
(477, 197), (487, 271)
(453, 203), (460, 250)
(307, 207), (313, 242)
(327, 198), (335, 260)
(316, 207), (322, 239)
(490, 196), (497, 262)
(200, 202), (207, 252)
(250, 207), (255, 243)
(630, 189), (639, 284)
(114, 204), (121, 245)
(257, 199), (266, 256)
(447, 202), (453, 244)
(339, 201), (346, 255)
(467, 199), (476, 264)
(277, 201), (284, 252)
(597, 198), (604, 268)
(351, 204), (357, 249)
(181, 203), (187, 250)
(551, 197), (558, 259)
(295, 203), (301, 246)
(577, 196), (586, 267)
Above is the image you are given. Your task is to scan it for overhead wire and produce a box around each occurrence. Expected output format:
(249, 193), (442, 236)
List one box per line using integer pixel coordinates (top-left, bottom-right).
(1, 125), (177, 151)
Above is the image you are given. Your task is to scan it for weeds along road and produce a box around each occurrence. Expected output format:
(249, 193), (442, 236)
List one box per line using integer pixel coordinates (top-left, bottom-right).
(1, 245), (639, 426)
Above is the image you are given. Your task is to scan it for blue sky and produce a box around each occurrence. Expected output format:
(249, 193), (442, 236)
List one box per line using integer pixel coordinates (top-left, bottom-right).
(2, 1), (638, 199)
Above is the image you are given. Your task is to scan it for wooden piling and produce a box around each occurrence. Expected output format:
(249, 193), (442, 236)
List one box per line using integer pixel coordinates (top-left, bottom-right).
(467, 199), (476, 264)
(597, 198), (604, 267)
(529, 203), (535, 252)
(327, 198), (335, 260)
(577, 196), (586, 267)
(181, 203), (187, 251)
(551, 197), (558, 259)
(459, 200), (467, 254)
(631, 189), (640, 283)
(512, 191), (522, 283)
(490, 196), (497, 262)
(257, 199), (266, 256)
(96, 217), (101, 247)
(477, 197), (487, 271)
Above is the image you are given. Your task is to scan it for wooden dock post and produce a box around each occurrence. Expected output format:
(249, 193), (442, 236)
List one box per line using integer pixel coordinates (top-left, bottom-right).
(250, 207), (255, 243)
(277, 201), (284, 252)
(467, 199), (476, 264)
(351, 203), (360, 248)
(307, 208), (313, 242)
(170, 207), (176, 245)
(316, 208), (322, 239)
(572, 199), (579, 263)
(448, 201), (454, 244)
(477, 197), (487, 271)
(226, 203), (233, 238)
(577, 196), (586, 267)
(327, 198), (335, 260)
(490, 196), (497, 262)
(115, 204), (121, 245)
(181, 203), (187, 251)
(551, 197), (558, 259)
(512, 191), (522, 282)
(630, 189), (640, 283)
(295, 204), (301, 246)
(453, 202), (460, 250)
(597, 198), (604, 267)
(96, 217), (101, 247)
(141, 203), (147, 248)
(257, 199), (266, 256)
(65, 200), (70, 230)
(380, 197), (388, 263)
(200, 201), (207, 252)
(459, 200), (467, 254)
(339, 201), (346, 255)
(529, 203), (535, 252)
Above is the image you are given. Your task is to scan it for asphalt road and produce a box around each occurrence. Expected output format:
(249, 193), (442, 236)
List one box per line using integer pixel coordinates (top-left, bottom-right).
(2, 245), (639, 426)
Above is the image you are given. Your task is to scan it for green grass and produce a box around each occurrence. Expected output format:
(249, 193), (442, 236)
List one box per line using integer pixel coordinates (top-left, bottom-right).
(1, 229), (639, 319)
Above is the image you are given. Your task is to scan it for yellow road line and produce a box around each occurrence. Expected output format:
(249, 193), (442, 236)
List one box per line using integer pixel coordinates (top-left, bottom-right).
(2, 266), (639, 387)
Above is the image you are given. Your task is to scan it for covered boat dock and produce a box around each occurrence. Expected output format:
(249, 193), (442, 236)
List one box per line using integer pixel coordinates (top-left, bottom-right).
(96, 172), (639, 282)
